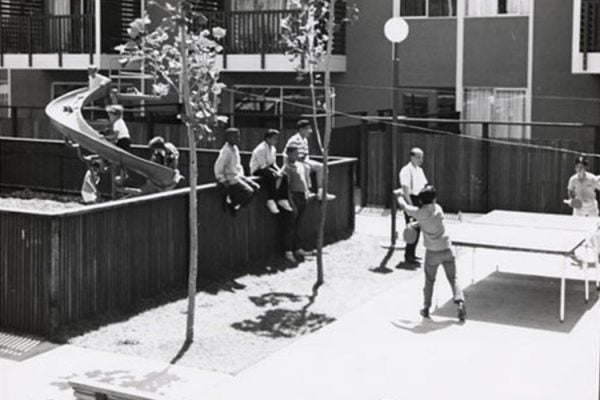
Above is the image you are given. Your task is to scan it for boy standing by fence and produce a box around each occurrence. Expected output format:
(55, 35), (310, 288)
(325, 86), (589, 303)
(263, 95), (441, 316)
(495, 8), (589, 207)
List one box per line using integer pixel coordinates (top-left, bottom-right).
(214, 127), (260, 214)
(281, 144), (314, 263)
(396, 185), (466, 322)
(284, 119), (335, 201)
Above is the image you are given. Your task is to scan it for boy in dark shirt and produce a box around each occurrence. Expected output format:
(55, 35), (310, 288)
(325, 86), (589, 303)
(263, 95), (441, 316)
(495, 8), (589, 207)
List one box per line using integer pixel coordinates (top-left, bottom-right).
(281, 145), (313, 262)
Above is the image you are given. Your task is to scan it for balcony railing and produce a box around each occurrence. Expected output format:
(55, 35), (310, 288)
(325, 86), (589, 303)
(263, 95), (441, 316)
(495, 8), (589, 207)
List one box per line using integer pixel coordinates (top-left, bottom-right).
(0, 14), (94, 66)
(202, 9), (346, 56)
(0, 9), (346, 68)
(581, 0), (600, 69)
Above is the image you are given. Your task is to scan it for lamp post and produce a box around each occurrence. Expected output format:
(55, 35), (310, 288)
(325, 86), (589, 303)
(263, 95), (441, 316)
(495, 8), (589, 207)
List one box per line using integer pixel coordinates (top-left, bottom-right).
(383, 14), (409, 248)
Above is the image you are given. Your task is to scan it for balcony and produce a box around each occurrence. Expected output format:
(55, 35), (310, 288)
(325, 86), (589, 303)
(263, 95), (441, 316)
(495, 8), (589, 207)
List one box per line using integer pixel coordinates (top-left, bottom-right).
(0, 14), (95, 68)
(573, 0), (600, 73)
(0, 9), (346, 72)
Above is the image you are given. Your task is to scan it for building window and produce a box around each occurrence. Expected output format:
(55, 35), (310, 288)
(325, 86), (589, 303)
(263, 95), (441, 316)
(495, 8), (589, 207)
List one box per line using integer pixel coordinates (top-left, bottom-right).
(0, 70), (10, 118)
(231, 85), (326, 129)
(466, 0), (529, 17)
(464, 88), (527, 139)
(401, 0), (457, 17)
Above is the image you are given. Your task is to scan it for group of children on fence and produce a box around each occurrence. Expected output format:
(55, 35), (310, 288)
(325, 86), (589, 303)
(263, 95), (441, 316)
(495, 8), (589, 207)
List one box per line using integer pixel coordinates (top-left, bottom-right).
(213, 120), (335, 262)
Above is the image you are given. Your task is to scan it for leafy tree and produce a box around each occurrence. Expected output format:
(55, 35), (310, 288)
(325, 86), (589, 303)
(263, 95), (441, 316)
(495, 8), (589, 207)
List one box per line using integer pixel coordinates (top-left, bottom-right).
(281, 0), (358, 284)
(117, 0), (227, 342)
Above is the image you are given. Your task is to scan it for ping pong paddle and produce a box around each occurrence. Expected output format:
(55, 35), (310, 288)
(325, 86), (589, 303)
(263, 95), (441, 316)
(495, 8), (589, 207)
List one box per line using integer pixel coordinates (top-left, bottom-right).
(563, 198), (583, 209)
(403, 226), (418, 244)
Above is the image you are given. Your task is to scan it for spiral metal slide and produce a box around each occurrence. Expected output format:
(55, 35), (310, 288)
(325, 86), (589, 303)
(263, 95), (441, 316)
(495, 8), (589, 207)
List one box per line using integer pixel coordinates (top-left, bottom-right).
(44, 76), (179, 191)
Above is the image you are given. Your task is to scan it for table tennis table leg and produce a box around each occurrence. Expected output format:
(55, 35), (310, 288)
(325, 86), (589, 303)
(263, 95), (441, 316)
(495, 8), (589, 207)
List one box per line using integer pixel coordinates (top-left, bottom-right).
(595, 237), (600, 291)
(584, 253), (589, 304)
(471, 248), (476, 285)
(560, 255), (566, 323)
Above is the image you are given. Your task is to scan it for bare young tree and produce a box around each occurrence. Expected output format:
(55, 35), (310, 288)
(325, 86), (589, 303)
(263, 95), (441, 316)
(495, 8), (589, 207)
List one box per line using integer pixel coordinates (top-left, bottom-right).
(117, 0), (227, 342)
(281, 0), (358, 285)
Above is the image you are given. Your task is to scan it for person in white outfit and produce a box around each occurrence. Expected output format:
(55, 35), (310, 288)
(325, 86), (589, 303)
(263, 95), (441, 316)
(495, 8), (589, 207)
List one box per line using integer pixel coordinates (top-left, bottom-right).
(567, 156), (600, 217)
(398, 147), (428, 265)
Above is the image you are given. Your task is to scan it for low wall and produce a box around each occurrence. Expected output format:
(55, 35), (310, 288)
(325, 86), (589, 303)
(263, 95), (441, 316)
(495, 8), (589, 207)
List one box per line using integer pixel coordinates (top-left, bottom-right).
(0, 139), (355, 336)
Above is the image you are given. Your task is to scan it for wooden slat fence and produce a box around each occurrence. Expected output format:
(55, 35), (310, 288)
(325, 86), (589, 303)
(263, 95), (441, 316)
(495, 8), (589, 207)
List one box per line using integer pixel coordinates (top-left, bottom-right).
(364, 126), (596, 214)
(0, 139), (355, 336)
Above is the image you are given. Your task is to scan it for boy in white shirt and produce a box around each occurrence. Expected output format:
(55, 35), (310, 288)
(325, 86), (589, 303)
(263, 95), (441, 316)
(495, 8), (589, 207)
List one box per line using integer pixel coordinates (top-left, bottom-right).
(214, 127), (260, 214)
(284, 119), (335, 201)
(396, 185), (466, 321)
(250, 129), (292, 214)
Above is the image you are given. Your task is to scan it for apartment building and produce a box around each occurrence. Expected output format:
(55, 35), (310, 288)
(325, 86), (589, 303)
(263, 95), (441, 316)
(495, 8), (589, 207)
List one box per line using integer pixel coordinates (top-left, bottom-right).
(0, 0), (346, 133)
(335, 0), (600, 140)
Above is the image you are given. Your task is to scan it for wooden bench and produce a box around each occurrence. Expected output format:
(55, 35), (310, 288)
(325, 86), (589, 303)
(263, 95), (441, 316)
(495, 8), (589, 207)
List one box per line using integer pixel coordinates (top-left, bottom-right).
(69, 379), (164, 400)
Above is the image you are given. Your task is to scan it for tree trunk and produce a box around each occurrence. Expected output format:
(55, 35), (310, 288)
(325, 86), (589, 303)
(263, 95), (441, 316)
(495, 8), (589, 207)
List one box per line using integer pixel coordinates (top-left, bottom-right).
(179, 14), (198, 344)
(315, 0), (337, 285)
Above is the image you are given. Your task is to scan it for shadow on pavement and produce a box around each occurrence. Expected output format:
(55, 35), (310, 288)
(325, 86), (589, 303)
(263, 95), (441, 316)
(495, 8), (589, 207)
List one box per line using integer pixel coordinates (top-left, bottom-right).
(232, 283), (335, 338)
(390, 318), (459, 334)
(370, 247), (395, 274)
(51, 367), (181, 394)
(433, 271), (599, 333)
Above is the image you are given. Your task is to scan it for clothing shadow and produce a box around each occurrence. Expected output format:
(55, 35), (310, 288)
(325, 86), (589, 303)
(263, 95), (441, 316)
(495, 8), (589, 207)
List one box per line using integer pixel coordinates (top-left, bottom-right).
(433, 271), (599, 333)
(390, 318), (459, 334)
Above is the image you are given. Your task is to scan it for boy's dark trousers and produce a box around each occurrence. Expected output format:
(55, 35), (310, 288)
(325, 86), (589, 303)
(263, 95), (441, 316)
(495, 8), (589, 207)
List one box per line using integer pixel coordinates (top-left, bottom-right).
(222, 180), (255, 208)
(404, 194), (421, 260)
(283, 191), (308, 251)
(253, 166), (288, 200)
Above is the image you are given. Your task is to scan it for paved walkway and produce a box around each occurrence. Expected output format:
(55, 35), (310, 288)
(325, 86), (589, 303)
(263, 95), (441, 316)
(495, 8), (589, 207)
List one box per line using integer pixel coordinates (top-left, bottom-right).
(1, 211), (599, 399)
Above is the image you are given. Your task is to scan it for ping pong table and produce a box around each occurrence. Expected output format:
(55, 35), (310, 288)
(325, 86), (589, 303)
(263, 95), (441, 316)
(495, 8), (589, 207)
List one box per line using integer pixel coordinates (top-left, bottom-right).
(447, 210), (600, 322)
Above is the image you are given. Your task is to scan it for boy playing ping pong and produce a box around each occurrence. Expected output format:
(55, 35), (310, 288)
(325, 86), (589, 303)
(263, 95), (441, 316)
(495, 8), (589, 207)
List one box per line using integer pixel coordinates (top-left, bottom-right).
(396, 185), (466, 321)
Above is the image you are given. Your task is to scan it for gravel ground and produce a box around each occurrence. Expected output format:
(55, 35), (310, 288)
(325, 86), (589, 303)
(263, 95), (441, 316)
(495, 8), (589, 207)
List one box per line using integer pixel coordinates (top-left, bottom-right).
(0, 189), (83, 211)
(68, 211), (421, 374)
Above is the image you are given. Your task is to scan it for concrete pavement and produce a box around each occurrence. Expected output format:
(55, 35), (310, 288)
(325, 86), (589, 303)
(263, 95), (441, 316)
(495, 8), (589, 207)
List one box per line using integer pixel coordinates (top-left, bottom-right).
(1, 211), (599, 399)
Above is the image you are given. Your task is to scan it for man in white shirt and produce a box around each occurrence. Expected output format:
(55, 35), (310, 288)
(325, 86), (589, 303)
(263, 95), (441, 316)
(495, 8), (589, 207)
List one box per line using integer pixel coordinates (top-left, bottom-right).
(250, 129), (292, 214)
(214, 127), (260, 214)
(284, 119), (335, 201)
(398, 147), (428, 264)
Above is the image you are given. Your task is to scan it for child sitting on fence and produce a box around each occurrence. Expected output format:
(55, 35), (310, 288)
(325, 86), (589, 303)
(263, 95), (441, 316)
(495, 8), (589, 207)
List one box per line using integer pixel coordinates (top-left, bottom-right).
(148, 136), (180, 170)
(281, 144), (314, 263)
(214, 127), (260, 214)
(250, 129), (293, 214)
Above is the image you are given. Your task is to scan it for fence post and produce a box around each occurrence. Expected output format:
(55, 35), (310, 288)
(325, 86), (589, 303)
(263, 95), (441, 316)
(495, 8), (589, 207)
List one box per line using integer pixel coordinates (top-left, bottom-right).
(482, 122), (490, 212)
(48, 218), (60, 338)
(147, 111), (155, 143)
(0, 14), (4, 67)
(594, 126), (600, 172)
(11, 106), (18, 137)
(28, 15), (33, 67)
(360, 116), (368, 207)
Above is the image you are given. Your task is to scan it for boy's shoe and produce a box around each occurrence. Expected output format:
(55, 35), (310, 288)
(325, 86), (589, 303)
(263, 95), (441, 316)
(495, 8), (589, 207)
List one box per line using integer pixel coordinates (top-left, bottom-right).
(405, 256), (421, 265)
(419, 308), (430, 318)
(277, 199), (294, 212)
(294, 249), (311, 257)
(266, 199), (280, 214)
(284, 251), (297, 263)
(225, 195), (232, 204)
(457, 302), (467, 322)
(316, 188), (336, 201)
